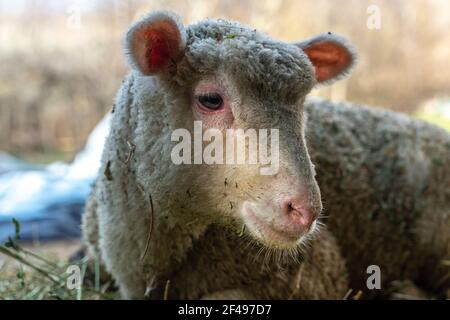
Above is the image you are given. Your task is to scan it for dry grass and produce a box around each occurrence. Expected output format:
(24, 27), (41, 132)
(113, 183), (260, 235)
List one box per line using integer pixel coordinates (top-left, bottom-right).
(0, 244), (118, 300)
(0, 221), (118, 300)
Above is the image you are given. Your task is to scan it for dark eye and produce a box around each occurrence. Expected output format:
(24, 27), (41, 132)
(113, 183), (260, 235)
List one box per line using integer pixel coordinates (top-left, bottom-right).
(197, 93), (223, 110)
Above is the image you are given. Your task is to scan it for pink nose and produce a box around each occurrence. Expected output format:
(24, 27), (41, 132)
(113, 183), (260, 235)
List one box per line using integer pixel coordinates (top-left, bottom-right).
(281, 199), (319, 229)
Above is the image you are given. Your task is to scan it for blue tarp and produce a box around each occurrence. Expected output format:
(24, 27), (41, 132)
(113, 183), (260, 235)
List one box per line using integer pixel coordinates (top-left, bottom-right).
(0, 115), (110, 243)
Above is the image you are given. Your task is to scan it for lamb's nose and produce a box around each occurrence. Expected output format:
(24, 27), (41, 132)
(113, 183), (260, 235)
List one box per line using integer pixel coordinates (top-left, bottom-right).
(282, 199), (319, 229)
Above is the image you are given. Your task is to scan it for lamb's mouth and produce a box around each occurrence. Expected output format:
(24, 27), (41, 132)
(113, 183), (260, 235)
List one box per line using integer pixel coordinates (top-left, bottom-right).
(241, 202), (305, 248)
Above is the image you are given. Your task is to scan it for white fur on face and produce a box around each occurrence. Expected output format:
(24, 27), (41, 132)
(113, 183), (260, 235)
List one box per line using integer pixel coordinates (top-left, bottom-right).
(170, 72), (321, 249)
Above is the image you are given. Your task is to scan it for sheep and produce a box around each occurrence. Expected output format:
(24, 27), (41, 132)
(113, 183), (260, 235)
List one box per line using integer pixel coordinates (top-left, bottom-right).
(82, 10), (354, 299)
(82, 10), (450, 299)
(305, 97), (450, 298)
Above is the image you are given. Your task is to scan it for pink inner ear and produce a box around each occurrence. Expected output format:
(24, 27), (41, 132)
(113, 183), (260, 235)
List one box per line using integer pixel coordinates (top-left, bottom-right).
(303, 41), (352, 82)
(132, 19), (181, 75)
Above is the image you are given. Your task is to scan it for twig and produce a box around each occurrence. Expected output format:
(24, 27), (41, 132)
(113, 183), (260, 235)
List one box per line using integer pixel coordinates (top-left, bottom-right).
(238, 224), (246, 237)
(163, 280), (171, 300)
(124, 141), (136, 164)
(17, 246), (60, 269)
(343, 288), (353, 300)
(288, 264), (304, 299)
(0, 246), (61, 285)
(353, 290), (363, 300)
(141, 193), (154, 261)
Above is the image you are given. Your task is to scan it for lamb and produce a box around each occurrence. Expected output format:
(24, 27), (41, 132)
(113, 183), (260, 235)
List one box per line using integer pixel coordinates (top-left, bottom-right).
(305, 97), (450, 298)
(82, 10), (450, 299)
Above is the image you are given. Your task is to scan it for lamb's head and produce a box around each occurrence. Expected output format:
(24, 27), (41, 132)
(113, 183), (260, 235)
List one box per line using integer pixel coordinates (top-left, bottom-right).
(123, 11), (356, 249)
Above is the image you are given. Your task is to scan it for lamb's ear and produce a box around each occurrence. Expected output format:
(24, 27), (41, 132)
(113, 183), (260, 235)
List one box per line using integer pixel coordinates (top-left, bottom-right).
(295, 33), (357, 85)
(124, 11), (186, 76)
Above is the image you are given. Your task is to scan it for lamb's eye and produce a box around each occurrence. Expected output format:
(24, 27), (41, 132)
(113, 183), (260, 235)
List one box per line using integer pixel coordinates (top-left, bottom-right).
(197, 93), (223, 110)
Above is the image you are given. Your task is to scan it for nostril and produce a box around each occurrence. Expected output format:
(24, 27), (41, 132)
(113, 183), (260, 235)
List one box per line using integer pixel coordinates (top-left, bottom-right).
(282, 200), (298, 212)
(287, 202), (294, 211)
(282, 199), (319, 228)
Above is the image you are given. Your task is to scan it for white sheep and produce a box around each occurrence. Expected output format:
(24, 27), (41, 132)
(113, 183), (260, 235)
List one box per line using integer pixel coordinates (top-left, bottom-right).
(82, 11), (450, 299)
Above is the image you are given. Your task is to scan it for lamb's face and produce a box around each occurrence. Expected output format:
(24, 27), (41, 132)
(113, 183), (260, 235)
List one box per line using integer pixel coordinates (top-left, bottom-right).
(125, 11), (356, 249)
(183, 72), (323, 249)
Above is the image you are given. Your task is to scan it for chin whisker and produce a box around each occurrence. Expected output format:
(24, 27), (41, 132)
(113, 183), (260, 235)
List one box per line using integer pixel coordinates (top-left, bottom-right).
(235, 219), (327, 269)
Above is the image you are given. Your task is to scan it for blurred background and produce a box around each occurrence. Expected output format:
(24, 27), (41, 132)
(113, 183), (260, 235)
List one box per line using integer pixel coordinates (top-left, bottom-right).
(1, 0), (449, 164)
(0, 0), (450, 243)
